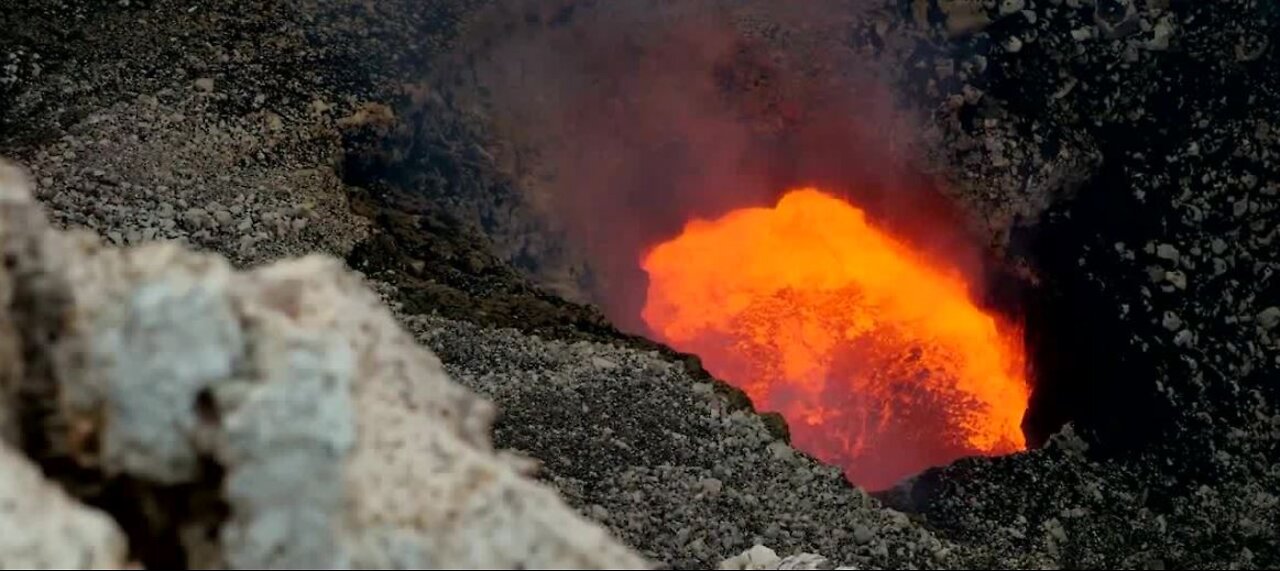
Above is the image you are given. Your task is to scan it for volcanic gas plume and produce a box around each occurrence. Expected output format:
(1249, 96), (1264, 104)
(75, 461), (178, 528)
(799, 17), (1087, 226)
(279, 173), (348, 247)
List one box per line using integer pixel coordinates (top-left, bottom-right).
(642, 189), (1030, 490)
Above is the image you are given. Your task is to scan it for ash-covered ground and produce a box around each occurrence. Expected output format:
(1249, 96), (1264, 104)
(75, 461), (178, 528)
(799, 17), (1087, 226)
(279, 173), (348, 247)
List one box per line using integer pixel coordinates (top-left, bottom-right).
(2, 0), (1277, 569)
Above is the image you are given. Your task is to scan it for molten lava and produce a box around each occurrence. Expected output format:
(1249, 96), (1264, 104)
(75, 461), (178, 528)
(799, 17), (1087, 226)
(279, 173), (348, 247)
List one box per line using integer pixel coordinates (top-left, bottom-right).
(641, 189), (1029, 490)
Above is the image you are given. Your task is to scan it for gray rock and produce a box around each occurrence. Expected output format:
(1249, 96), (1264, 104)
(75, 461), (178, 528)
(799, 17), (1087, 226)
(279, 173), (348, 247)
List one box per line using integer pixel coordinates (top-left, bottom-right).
(700, 477), (724, 497)
(1233, 199), (1250, 217)
(184, 207), (209, 229)
(1257, 307), (1280, 330)
(214, 208), (233, 227)
(1173, 329), (1194, 347)
(999, 0), (1026, 17)
(853, 525), (875, 545)
(408, 314), (953, 569)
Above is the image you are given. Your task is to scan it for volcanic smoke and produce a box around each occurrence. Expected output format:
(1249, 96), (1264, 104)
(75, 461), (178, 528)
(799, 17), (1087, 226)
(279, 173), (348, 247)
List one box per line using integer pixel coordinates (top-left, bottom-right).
(641, 189), (1030, 490)
(460, 0), (1030, 489)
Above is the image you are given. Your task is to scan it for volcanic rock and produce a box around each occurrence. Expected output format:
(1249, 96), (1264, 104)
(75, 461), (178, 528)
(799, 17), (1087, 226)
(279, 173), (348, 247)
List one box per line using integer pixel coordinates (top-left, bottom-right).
(998, 0), (1026, 18)
(405, 313), (954, 569)
(1257, 306), (1280, 330)
(0, 442), (128, 569)
(0, 159), (648, 569)
(862, 0), (1280, 565)
(719, 544), (781, 570)
(3, 1), (1280, 569)
(938, 1), (992, 37)
(720, 546), (855, 570)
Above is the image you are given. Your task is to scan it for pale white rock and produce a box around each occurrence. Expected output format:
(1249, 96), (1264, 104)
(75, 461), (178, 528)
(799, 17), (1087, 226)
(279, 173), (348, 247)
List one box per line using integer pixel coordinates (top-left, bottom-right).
(720, 545), (782, 570)
(721, 545), (850, 570)
(0, 441), (128, 569)
(778, 553), (837, 570)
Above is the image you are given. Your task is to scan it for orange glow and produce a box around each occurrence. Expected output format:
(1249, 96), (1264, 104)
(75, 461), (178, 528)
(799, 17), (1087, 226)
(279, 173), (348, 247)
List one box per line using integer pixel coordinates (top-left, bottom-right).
(641, 188), (1029, 490)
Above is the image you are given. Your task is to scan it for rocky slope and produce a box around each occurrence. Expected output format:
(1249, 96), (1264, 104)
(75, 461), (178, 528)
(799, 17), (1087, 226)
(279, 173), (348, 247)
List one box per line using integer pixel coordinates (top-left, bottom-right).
(402, 313), (952, 569)
(0, 159), (648, 569)
(338, 1), (1280, 567)
(868, 0), (1280, 568)
(2, 0), (1278, 570)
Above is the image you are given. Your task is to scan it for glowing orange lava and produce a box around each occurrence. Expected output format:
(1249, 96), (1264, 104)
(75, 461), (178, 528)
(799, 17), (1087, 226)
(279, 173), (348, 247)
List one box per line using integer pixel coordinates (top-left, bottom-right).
(641, 188), (1029, 490)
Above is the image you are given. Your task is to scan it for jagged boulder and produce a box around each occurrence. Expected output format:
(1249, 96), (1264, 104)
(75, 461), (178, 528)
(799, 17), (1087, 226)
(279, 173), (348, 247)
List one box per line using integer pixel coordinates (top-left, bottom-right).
(0, 159), (650, 569)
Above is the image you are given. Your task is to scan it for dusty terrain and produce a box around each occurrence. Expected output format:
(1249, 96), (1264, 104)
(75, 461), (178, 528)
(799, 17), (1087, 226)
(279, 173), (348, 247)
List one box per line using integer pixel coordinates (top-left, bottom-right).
(2, 0), (1278, 569)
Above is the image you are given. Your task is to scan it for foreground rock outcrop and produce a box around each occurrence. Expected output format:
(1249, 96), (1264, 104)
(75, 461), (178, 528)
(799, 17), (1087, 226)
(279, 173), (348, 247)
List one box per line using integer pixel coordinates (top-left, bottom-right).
(0, 442), (127, 569)
(0, 159), (649, 569)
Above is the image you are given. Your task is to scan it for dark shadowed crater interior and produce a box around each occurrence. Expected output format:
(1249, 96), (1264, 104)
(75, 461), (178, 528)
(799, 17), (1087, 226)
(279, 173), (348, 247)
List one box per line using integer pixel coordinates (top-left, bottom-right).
(333, 0), (1224, 488)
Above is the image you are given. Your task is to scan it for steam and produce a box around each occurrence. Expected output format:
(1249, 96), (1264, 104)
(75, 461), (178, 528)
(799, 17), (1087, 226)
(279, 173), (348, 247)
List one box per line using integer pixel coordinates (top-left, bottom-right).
(455, 0), (987, 333)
